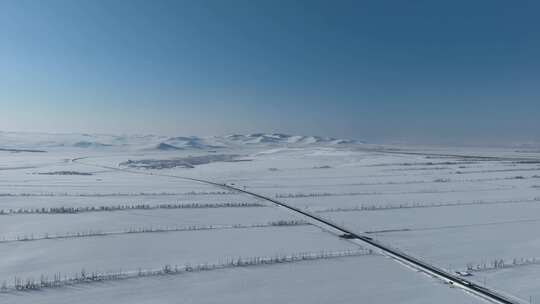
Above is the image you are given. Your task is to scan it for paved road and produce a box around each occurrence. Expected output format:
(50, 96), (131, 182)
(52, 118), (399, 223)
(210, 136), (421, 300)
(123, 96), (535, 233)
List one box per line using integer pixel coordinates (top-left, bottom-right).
(73, 157), (522, 304)
(219, 183), (521, 304)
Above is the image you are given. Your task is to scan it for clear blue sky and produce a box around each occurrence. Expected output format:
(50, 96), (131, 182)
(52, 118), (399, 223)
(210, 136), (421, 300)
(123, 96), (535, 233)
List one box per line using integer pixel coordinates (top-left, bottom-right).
(1, 0), (539, 144)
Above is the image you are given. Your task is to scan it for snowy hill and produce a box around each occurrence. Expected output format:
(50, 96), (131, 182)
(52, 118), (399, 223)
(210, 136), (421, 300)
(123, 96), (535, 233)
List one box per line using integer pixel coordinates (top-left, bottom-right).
(222, 133), (360, 146)
(164, 136), (224, 150)
(154, 143), (184, 151)
(0, 131), (362, 151)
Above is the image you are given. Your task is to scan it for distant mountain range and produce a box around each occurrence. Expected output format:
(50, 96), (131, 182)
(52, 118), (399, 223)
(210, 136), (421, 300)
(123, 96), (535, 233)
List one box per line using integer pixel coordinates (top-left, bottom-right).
(0, 131), (363, 151)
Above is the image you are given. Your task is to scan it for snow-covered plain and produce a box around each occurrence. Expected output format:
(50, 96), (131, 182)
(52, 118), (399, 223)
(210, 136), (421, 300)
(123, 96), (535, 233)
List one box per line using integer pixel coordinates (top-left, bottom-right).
(1, 131), (539, 303)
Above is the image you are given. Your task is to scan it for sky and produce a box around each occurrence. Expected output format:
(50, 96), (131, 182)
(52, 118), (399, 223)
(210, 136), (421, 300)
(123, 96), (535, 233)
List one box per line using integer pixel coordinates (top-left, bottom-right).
(1, 0), (539, 144)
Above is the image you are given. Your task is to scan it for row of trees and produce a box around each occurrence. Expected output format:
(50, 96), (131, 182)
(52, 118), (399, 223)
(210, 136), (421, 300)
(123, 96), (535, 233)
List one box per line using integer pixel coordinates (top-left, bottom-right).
(0, 190), (236, 197)
(276, 192), (376, 198)
(0, 220), (309, 244)
(315, 197), (540, 213)
(2, 249), (374, 292)
(466, 257), (540, 273)
(0, 201), (265, 215)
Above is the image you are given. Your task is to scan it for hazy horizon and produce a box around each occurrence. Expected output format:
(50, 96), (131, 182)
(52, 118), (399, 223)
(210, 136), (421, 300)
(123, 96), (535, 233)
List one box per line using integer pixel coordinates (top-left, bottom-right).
(2, 0), (539, 145)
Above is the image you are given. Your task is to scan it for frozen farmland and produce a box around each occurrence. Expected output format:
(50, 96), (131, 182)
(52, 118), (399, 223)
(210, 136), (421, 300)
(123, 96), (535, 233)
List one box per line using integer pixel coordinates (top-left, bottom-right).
(1, 132), (540, 303)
